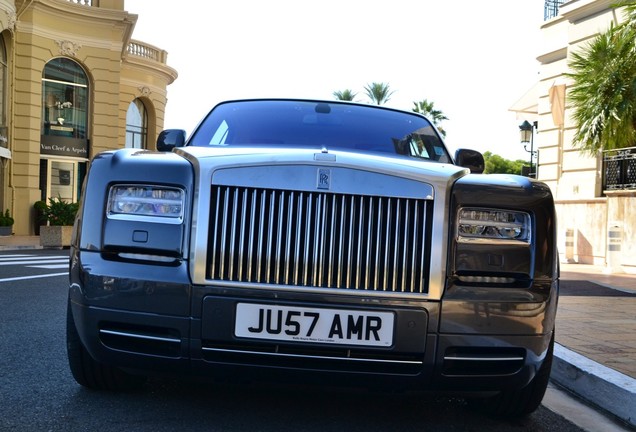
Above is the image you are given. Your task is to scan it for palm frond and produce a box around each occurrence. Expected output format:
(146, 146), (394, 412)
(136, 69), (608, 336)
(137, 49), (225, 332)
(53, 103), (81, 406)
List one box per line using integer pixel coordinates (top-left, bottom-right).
(566, 22), (636, 154)
(363, 82), (394, 105)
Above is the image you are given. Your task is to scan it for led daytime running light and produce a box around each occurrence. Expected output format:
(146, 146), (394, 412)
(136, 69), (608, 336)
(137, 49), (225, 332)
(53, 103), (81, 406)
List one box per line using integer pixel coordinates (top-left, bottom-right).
(108, 185), (185, 221)
(458, 208), (530, 241)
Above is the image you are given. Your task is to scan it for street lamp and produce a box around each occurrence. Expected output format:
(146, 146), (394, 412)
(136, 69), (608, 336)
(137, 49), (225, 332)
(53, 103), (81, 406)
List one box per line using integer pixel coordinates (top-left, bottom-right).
(519, 120), (537, 177)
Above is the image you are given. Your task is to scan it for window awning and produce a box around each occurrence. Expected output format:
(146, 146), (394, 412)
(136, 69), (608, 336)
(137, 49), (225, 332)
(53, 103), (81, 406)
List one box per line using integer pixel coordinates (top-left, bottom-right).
(509, 83), (539, 121)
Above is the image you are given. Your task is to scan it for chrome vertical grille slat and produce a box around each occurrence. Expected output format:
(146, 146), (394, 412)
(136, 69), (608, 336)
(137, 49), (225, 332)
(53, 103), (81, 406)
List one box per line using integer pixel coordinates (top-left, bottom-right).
(266, 190), (275, 282)
(347, 196), (355, 289)
(356, 196), (364, 289)
(284, 192), (294, 285)
(275, 191), (284, 284)
(337, 195), (346, 289)
(374, 199), (383, 291)
(247, 190), (257, 282)
(392, 199), (401, 291)
(364, 197), (373, 289)
(237, 189), (247, 281)
(303, 194), (312, 286)
(327, 194), (337, 286)
(293, 192), (303, 286)
(207, 186), (432, 294)
(228, 188), (238, 280)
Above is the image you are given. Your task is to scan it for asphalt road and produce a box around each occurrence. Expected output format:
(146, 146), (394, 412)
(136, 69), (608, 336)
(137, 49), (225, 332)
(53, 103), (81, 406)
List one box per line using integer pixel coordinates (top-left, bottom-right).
(0, 250), (597, 431)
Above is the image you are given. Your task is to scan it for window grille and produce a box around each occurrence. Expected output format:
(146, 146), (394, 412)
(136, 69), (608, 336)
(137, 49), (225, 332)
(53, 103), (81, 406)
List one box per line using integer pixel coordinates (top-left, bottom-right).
(603, 147), (636, 191)
(544, 0), (565, 20)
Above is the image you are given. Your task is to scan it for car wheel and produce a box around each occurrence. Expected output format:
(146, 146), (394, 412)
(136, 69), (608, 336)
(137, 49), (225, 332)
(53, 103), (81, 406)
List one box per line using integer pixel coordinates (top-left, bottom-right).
(476, 332), (554, 418)
(66, 298), (146, 391)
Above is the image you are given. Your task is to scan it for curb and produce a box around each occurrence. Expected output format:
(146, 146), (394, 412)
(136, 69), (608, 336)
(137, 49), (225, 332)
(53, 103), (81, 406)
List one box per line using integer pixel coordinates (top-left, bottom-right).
(551, 343), (636, 428)
(0, 245), (43, 251)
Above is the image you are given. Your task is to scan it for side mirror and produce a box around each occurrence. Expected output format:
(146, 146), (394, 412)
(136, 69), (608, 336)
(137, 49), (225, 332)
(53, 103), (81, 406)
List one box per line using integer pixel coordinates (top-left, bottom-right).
(455, 148), (484, 174)
(156, 129), (186, 151)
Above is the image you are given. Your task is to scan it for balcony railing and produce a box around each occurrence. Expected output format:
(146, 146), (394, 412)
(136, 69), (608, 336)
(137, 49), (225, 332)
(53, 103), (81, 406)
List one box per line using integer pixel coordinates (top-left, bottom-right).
(544, 0), (565, 20)
(603, 146), (636, 191)
(126, 40), (168, 64)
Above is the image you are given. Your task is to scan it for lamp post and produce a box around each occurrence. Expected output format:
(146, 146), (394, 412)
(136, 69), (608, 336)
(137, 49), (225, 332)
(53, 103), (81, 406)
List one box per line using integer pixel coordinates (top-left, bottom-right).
(519, 120), (537, 178)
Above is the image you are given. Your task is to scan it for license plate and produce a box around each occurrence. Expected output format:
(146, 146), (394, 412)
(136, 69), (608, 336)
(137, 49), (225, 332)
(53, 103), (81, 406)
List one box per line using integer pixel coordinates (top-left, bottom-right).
(235, 303), (394, 347)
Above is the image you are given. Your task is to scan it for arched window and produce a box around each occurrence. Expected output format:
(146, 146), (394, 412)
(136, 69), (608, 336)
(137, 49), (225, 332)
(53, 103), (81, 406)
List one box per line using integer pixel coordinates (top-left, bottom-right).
(0, 35), (6, 210)
(0, 36), (7, 147)
(41, 58), (88, 144)
(126, 99), (147, 149)
(40, 58), (89, 205)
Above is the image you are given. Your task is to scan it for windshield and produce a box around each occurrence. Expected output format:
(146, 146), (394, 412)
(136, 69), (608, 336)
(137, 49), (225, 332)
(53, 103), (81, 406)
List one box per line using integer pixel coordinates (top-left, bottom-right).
(189, 100), (452, 163)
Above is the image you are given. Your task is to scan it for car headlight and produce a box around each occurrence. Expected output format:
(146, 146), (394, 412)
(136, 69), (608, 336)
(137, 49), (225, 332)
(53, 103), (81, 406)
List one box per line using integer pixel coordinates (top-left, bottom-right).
(457, 208), (531, 242)
(107, 185), (185, 223)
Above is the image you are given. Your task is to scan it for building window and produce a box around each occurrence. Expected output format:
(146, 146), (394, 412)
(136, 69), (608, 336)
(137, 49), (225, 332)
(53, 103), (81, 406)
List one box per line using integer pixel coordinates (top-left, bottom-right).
(126, 99), (147, 149)
(0, 36), (7, 148)
(41, 58), (89, 158)
(544, 0), (564, 21)
(39, 159), (86, 203)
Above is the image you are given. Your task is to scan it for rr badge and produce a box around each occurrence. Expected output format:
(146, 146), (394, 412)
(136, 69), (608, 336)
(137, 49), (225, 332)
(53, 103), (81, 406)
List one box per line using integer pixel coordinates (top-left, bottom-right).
(317, 168), (330, 190)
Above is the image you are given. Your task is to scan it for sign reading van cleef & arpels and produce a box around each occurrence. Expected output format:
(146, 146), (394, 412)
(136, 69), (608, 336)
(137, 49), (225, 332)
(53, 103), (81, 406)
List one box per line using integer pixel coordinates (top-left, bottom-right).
(40, 135), (88, 158)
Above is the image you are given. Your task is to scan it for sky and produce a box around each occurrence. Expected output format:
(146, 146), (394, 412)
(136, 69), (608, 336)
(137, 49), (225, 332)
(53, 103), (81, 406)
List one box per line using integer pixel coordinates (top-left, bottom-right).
(125, 0), (546, 162)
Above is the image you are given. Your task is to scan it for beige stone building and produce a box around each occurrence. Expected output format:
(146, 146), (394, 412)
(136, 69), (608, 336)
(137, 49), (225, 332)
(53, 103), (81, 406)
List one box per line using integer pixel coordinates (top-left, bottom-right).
(0, 0), (177, 235)
(513, 0), (635, 272)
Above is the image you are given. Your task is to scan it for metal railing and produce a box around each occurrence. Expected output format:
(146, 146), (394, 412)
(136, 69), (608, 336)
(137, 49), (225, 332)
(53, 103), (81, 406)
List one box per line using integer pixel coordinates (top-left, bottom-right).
(603, 146), (636, 191)
(544, 0), (565, 20)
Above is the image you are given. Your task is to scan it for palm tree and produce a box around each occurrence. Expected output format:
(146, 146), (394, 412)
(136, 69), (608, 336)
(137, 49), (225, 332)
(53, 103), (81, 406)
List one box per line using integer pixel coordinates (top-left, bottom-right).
(332, 89), (357, 101)
(412, 99), (449, 137)
(567, 3), (636, 154)
(363, 82), (394, 105)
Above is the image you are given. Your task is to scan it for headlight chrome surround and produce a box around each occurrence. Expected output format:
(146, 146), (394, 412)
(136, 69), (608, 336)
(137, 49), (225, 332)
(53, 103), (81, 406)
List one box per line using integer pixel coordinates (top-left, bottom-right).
(457, 208), (531, 243)
(107, 184), (185, 224)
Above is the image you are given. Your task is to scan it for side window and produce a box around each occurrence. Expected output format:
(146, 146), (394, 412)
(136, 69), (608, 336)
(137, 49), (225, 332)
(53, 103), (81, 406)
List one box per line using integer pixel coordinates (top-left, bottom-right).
(126, 99), (147, 149)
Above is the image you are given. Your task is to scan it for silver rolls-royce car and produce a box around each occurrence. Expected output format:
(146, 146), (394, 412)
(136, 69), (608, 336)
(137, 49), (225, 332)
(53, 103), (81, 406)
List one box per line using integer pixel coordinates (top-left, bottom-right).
(67, 99), (558, 417)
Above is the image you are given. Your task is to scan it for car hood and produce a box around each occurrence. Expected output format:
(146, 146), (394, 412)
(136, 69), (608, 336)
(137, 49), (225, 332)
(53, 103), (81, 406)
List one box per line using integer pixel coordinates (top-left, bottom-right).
(175, 145), (468, 192)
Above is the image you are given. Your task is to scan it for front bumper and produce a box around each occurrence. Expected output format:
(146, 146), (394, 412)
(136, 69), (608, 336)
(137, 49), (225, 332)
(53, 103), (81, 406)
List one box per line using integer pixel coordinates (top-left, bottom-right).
(69, 250), (555, 392)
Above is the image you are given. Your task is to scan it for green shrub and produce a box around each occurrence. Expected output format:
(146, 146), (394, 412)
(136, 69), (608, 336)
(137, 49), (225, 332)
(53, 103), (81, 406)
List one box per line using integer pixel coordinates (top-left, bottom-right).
(0, 209), (14, 227)
(34, 200), (48, 224)
(45, 197), (79, 226)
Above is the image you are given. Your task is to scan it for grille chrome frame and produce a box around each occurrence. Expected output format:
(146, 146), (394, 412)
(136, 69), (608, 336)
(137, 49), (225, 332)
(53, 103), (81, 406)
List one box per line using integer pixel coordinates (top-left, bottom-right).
(207, 185), (433, 295)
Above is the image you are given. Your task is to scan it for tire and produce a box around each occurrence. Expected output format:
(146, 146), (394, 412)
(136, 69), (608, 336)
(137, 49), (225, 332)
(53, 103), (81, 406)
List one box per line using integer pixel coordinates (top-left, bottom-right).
(477, 333), (554, 418)
(66, 298), (146, 391)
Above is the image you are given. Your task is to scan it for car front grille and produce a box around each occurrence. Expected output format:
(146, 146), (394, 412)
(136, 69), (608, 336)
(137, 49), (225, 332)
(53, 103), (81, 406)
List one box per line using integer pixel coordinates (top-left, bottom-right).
(207, 185), (432, 294)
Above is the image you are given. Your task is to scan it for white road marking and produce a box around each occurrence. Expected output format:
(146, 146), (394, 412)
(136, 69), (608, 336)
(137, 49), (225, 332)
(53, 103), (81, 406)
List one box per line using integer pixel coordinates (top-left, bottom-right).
(0, 255), (67, 262)
(28, 264), (69, 269)
(0, 272), (68, 283)
(0, 253), (70, 276)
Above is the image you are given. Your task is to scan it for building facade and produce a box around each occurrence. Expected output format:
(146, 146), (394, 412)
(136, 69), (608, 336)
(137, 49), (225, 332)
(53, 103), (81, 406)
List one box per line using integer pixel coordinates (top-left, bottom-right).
(514, 0), (635, 272)
(0, 0), (177, 235)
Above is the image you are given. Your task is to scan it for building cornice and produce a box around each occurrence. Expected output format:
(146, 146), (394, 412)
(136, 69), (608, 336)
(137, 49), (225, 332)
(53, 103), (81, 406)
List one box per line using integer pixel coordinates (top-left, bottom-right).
(16, 21), (125, 52)
(560, 0), (617, 23)
(123, 55), (178, 85)
(16, 0), (137, 57)
(537, 47), (568, 64)
(30, 0), (135, 24)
